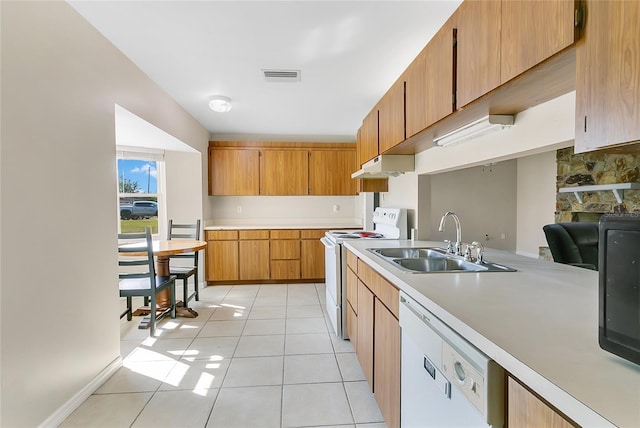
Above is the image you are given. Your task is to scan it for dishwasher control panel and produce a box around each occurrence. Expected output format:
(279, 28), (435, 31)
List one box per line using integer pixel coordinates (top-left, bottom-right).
(442, 341), (485, 413)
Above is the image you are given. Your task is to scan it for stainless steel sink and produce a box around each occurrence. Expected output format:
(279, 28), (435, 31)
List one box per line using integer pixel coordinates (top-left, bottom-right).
(369, 247), (448, 259)
(394, 257), (487, 272)
(367, 247), (516, 273)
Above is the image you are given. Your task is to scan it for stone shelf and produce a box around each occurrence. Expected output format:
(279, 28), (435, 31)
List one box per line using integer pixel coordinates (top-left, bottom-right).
(559, 182), (640, 204)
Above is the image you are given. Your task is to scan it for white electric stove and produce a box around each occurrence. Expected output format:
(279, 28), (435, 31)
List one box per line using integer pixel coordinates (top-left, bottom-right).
(321, 207), (407, 338)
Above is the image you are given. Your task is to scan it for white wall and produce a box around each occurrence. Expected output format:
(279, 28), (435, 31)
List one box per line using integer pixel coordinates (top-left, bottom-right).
(428, 161), (518, 250)
(516, 151), (558, 258)
(209, 195), (359, 221)
(0, 2), (209, 426)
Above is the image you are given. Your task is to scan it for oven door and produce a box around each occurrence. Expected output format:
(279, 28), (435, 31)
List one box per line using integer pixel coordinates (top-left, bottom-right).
(321, 236), (342, 337)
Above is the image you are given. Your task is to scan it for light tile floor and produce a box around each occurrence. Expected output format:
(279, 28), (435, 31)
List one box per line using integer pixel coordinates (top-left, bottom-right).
(61, 283), (387, 428)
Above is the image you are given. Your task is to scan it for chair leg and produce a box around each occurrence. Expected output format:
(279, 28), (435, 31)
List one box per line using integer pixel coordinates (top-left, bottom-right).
(149, 295), (156, 336)
(170, 282), (176, 319)
(194, 268), (199, 301)
(126, 296), (133, 321)
(183, 278), (189, 308)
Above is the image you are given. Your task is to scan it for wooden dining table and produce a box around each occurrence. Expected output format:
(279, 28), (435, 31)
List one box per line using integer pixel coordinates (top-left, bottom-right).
(118, 239), (207, 326)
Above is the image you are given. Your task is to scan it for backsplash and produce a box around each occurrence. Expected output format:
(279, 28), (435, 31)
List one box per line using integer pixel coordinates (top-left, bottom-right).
(555, 147), (640, 222)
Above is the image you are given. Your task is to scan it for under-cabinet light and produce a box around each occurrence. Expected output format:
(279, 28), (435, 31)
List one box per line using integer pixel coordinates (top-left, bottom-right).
(433, 115), (515, 147)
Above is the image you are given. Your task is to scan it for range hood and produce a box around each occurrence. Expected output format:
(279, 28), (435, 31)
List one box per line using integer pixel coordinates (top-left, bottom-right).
(351, 155), (415, 179)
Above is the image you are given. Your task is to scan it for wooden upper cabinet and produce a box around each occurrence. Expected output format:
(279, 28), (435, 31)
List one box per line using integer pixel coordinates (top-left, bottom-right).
(260, 150), (308, 195)
(455, 0), (502, 108)
(500, 0), (576, 84)
(358, 109), (379, 166)
(405, 16), (456, 138)
(308, 150), (357, 195)
(208, 147), (260, 196)
(575, 0), (640, 152)
(378, 78), (405, 153)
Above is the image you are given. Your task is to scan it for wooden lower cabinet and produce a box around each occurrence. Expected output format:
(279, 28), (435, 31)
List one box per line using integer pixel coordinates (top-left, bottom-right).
(508, 376), (577, 428)
(349, 251), (402, 428)
(374, 299), (401, 428)
(356, 280), (375, 389)
(238, 230), (269, 280)
(206, 228), (327, 282)
(301, 229), (327, 279)
(206, 240), (239, 281)
(205, 231), (239, 281)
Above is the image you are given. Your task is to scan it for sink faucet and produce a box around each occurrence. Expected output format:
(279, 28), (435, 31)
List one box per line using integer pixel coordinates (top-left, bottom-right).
(438, 211), (462, 255)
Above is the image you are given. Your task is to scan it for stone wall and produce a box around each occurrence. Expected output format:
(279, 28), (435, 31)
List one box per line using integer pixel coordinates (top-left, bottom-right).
(555, 147), (640, 222)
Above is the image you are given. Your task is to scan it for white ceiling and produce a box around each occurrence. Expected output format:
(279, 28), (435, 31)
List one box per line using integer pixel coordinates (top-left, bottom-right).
(69, 1), (462, 140)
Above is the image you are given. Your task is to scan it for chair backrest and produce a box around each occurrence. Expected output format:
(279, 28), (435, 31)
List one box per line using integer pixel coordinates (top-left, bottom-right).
(543, 222), (599, 270)
(118, 227), (156, 279)
(167, 219), (201, 263)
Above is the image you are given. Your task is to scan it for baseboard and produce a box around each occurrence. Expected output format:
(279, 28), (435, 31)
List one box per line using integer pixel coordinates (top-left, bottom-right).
(39, 356), (123, 428)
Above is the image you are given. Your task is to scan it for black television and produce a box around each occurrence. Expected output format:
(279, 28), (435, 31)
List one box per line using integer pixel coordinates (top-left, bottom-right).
(598, 214), (640, 366)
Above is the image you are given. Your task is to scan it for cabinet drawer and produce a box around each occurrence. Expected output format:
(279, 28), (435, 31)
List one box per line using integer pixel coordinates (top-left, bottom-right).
(271, 240), (300, 260)
(374, 276), (399, 319)
(301, 229), (327, 239)
(239, 230), (269, 240)
(347, 250), (358, 271)
(271, 260), (300, 280)
(357, 260), (399, 318)
(205, 230), (238, 240)
(271, 229), (300, 239)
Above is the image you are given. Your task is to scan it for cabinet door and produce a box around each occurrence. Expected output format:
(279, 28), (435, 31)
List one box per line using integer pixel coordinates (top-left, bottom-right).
(301, 239), (325, 279)
(356, 280), (375, 389)
(238, 240), (269, 280)
(206, 240), (239, 281)
(405, 18), (455, 138)
(374, 299), (401, 428)
(501, 0), (576, 84)
(508, 377), (576, 428)
(308, 150), (357, 195)
(455, 0), (501, 108)
(378, 78), (405, 153)
(208, 148), (260, 196)
(575, 0), (640, 152)
(260, 150), (308, 195)
(358, 109), (379, 166)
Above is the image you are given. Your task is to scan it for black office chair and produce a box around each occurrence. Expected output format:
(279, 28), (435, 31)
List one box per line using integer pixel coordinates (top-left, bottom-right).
(167, 219), (201, 312)
(118, 227), (176, 336)
(543, 222), (599, 270)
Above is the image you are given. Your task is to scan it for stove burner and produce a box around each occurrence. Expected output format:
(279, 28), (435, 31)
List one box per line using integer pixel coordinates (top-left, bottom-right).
(339, 231), (385, 239)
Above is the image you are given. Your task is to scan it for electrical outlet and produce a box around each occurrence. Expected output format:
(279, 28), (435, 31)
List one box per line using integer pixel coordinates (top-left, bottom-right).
(333, 204), (340, 213)
(500, 233), (506, 240)
(236, 205), (242, 214)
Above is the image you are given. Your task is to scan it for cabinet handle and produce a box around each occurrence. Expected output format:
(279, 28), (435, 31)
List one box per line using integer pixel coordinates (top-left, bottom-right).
(575, 2), (586, 30)
(584, 115), (588, 133)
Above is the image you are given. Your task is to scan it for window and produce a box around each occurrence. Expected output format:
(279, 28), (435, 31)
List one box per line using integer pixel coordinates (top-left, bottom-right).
(117, 149), (165, 234)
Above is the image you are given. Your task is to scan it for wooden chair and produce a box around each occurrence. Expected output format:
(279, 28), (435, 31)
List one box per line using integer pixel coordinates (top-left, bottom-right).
(118, 227), (176, 336)
(167, 219), (201, 312)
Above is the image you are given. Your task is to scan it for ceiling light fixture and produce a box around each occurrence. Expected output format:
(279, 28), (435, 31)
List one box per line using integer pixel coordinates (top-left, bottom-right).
(208, 95), (232, 113)
(433, 114), (515, 147)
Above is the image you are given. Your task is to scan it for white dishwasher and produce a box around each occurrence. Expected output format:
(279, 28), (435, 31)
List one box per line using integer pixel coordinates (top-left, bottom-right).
(399, 292), (505, 427)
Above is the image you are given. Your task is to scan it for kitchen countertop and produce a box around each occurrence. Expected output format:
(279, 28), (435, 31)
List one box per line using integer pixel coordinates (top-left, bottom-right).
(204, 218), (363, 230)
(344, 239), (640, 428)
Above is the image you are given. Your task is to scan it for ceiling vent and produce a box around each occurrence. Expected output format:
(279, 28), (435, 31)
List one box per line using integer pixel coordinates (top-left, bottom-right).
(262, 69), (301, 82)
